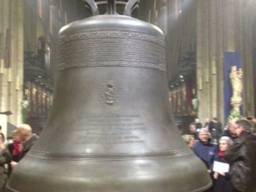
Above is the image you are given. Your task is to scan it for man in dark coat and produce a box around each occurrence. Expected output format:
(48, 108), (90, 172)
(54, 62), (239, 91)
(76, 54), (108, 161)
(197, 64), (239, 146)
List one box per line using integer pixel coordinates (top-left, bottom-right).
(225, 119), (256, 192)
(223, 121), (237, 141)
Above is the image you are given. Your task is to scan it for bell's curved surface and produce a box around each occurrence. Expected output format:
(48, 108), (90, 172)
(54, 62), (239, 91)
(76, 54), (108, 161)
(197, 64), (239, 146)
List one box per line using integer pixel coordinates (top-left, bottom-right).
(7, 14), (211, 192)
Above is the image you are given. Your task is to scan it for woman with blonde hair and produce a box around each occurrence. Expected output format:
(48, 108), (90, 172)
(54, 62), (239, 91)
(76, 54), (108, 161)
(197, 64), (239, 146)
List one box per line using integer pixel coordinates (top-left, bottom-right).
(182, 134), (196, 149)
(7, 124), (34, 163)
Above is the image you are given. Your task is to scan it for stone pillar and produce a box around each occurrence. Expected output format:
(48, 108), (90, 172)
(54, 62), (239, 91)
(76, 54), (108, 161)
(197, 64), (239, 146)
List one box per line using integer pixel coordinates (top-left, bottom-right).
(197, 0), (211, 121)
(252, 1), (256, 116)
(15, 0), (24, 125)
(0, 0), (24, 129)
(166, 0), (179, 80)
(0, 0), (9, 113)
(208, 0), (218, 119)
(223, 0), (236, 52)
(0, 0), (5, 111)
(216, 0), (225, 123)
(197, 0), (228, 123)
(242, 1), (255, 116)
(156, 0), (167, 33)
(0, 0), (11, 136)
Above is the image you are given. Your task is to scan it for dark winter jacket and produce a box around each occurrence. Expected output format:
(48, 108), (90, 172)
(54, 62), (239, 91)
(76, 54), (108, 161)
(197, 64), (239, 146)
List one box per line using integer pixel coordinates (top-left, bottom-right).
(193, 140), (217, 169)
(213, 151), (232, 192)
(22, 134), (39, 158)
(225, 133), (256, 192)
(0, 148), (12, 190)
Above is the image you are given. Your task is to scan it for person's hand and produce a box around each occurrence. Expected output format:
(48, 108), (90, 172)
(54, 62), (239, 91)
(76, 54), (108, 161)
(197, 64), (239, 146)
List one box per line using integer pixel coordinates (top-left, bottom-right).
(0, 144), (5, 150)
(219, 172), (225, 176)
(213, 172), (218, 179)
(11, 161), (18, 168)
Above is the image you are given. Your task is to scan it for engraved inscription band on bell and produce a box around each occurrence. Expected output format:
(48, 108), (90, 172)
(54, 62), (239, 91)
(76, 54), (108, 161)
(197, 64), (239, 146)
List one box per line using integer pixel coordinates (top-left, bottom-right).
(59, 31), (166, 71)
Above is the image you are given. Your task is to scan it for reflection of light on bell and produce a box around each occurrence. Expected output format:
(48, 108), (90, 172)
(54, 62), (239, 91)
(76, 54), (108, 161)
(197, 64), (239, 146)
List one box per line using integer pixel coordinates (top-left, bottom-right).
(7, 4), (211, 192)
(134, 159), (145, 165)
(85, 148), (92, 153)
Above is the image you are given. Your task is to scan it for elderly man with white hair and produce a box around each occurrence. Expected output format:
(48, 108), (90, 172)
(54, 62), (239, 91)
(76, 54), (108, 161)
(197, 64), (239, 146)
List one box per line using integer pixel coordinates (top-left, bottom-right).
(192, 128), (217, 192)
(193, 128), (217, 170)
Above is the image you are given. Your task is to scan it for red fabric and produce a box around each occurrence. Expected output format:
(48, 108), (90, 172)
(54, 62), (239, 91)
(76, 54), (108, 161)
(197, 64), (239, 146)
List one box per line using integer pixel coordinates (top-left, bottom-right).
(12, 140), (23, 156)
(218, 151), (225, 160)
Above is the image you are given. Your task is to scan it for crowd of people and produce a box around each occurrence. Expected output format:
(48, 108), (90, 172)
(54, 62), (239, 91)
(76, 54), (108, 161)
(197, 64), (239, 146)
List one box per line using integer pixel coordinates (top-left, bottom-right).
(0, 118), (255, 192)
(0, 124), (38, 191)
(183, 117), (256, 192)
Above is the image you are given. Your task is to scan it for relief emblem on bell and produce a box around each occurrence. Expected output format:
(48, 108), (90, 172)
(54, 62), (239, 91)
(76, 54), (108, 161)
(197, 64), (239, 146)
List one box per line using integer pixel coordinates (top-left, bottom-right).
(104, 82), (116, 105)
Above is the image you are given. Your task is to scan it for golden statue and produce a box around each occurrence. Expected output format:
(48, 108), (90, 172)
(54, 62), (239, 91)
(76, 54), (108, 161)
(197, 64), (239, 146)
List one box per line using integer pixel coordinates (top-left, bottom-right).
(230, 65), (243, 116)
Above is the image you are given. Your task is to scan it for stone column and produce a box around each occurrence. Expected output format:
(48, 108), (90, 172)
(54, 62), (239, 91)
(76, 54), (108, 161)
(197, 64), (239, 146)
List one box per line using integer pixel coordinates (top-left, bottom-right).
(0, 0), (11, 136)
(208, 0), (218, 119)
(0, 0), (6, 136)
(166, 0), (180, 80)
(15, 0), (24, 124)
(0, 0), (10, 113)
(0, 0), (25, 134)
(1, 0), (24, 126)
(197, 0), (211, 121)
(156, 0), (167, 33)
(243, 1), (255, 116)
(252, 1), (256, 116)
(8, 0), (16, 125)
(216, 0), (225, 123)
(0, 0), (5, 111)
(223, 0), (236, 52)
(197, 0), (228, 123)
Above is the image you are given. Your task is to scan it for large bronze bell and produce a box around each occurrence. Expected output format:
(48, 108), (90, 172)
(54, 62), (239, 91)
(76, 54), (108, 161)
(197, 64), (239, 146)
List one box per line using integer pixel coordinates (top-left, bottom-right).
(7, 0), (211, 191)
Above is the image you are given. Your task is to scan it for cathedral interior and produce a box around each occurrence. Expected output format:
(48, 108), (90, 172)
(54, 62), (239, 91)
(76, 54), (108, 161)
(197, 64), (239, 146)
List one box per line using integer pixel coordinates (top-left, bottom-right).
(0, 1), (256, 192)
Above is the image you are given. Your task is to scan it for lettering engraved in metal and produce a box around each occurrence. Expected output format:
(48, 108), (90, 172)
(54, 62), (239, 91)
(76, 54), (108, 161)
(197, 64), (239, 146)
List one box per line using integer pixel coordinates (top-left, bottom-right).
(58, 31), (166, 71)
(74, 114), (146, 145)
(60, 31), (165, 46)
